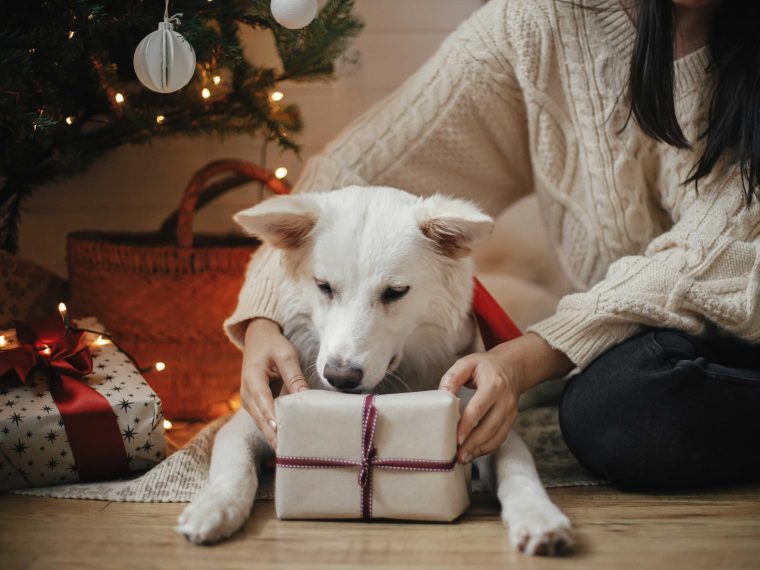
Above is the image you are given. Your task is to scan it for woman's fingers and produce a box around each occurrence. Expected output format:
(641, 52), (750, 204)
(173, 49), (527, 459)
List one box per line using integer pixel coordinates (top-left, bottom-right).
(458, 400), (510, 462)
(249, 398), (277, 449)
(439, 355), (478, 394)
(239, 318), (307, 451)
(456, 380), (498, 447)
(239, 368), (255, 418)
(274, 349), (309, 394)
(470, 417), (512, 460)
(242, 365), (278, 447)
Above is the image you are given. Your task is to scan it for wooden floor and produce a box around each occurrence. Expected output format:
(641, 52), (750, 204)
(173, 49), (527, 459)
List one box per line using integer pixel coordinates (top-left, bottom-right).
(2, 483), (759, 569)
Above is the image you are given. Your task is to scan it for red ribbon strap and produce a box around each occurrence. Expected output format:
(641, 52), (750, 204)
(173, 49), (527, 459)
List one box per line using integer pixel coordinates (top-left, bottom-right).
(472, 276), (522, 349)
(0, 315), (129, 482)
(276, 394), (457, 520)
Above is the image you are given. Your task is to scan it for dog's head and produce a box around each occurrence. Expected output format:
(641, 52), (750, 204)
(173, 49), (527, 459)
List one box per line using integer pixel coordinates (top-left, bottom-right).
(234, 186), (493, 393)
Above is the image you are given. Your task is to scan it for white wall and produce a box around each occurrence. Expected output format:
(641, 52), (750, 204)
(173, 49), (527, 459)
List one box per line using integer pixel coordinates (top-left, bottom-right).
(19, 0), (485, 276)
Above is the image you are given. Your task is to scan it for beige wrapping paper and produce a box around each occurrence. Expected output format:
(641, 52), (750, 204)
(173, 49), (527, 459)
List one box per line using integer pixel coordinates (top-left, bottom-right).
(275, 390), (470, 521)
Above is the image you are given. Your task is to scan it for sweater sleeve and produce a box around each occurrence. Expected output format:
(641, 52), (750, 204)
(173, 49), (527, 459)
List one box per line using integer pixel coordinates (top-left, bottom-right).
(528, 168), (760, 369)
(224, 0), (533, 349)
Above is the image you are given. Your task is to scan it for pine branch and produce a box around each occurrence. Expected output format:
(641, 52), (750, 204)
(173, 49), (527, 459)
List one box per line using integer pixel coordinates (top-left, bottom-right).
(272, 0), (364, 81)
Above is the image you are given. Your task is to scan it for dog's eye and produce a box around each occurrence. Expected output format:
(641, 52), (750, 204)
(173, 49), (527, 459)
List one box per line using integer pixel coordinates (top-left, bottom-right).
(381, 286), (410, 304)
(315, 279), (334, 298)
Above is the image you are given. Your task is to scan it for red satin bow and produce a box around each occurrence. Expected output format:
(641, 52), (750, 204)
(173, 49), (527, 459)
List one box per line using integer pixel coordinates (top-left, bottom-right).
(1, 315), (93, 384)
(0, 315), (129, 482)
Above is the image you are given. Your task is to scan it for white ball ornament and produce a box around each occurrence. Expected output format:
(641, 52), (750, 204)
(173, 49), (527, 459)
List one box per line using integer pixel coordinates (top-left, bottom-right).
(133, 4), (195, 93)
(271, 0), (318, 30)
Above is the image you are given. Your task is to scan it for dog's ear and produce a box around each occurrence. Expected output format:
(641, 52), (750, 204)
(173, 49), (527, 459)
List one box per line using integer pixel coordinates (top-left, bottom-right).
(234, 195), (319, 249)
(417, 195), (494, 258)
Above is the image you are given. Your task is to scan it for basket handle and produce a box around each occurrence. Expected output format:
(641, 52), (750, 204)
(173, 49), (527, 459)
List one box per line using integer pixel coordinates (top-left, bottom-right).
(162, 159), (291, 248)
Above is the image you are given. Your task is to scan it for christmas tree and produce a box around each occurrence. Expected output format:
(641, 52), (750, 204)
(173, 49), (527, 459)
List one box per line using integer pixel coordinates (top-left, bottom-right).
(0, 0), (363, 252)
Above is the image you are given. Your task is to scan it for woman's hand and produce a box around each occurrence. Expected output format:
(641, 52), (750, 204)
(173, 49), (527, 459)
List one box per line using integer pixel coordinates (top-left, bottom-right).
(439, 332), (573, 463)
(439, 351), (522, 463)
(241, 317), (309, 448)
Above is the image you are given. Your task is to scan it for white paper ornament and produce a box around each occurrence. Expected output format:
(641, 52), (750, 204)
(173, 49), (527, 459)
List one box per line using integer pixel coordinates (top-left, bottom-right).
(133, 2), (195, 93)
(271, 0), (318, 30)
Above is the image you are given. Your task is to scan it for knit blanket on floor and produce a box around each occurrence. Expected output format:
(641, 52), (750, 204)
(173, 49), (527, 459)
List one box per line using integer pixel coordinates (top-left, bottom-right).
(9, 406), (606, 502)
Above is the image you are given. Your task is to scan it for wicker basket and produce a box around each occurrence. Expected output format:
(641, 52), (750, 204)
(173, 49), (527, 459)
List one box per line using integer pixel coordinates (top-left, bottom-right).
(67, 159), (290, 420)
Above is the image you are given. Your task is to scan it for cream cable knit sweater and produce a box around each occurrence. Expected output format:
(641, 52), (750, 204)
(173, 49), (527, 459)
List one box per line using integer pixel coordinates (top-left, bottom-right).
(225, 0), (760, 369)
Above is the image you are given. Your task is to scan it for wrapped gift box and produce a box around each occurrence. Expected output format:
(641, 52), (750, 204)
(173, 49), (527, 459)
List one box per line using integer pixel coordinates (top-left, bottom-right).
(275, 390), (470, 521)
(0, 317), (166, 491)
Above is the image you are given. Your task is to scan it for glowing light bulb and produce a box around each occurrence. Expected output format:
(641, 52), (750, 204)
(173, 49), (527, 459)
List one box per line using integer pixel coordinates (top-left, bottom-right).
(114, 92), (125, 104)
(94, 335), (110, 346)
(163, 419), (173, 430)
(68, 31), (76, 40)
(0, 335), (6, 348)
(274, 167), (288, 179)
(212, 75), (221, 85)
(65, 116), (75, 125)
(155, 361), (166, 372)
(155, 115), (165, 125)
(201, 88), (211, 99)
(270, 91), (284, 102)
(57, 302), (68, 323)
(42, 345), (52, 356)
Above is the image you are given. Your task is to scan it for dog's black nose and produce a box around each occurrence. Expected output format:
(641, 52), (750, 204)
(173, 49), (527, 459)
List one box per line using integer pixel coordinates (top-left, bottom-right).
(324, 362), (363, 391)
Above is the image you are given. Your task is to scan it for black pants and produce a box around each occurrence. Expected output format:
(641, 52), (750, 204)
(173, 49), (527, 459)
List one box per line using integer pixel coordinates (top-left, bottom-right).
(559, 329), (760, 486)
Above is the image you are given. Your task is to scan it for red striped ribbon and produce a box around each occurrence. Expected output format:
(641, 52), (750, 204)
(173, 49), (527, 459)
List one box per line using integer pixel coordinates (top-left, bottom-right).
(276, 394), (457, 520)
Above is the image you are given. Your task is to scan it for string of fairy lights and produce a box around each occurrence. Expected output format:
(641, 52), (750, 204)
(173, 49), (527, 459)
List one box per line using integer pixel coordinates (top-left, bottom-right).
(58, 85), (290, 180)
(66, 89), (291, 181)
(54, 11), (291, 183)
(0, 302), (250, 432)
(0, 303), (176, 430)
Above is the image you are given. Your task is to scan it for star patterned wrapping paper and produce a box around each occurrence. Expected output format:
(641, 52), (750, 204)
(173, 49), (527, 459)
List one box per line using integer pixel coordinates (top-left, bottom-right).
(0, 318), (165, 491)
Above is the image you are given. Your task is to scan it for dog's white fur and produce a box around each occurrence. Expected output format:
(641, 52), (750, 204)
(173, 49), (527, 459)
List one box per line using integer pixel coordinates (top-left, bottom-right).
(177, 186), (573, 555)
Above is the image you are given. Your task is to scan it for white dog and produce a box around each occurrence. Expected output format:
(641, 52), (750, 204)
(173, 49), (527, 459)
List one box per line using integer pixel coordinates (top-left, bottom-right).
(177, 186), (573, 555)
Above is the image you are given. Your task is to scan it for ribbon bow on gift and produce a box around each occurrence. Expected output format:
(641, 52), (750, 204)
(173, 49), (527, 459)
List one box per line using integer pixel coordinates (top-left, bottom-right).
(0, 315), (129, 481)
(1, 315), (93, 384)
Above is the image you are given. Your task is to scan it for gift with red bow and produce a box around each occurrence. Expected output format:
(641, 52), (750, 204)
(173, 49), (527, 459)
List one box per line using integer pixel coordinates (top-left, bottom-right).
(0, 315), (165, 491)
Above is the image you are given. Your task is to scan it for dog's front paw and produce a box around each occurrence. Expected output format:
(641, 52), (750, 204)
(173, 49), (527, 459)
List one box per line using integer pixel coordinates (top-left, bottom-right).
(176, 489), (252, 545)
(504, 499), (574, 556)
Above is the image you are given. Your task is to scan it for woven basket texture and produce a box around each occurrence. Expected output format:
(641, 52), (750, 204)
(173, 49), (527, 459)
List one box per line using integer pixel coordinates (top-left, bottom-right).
(67, 160), (289, 419)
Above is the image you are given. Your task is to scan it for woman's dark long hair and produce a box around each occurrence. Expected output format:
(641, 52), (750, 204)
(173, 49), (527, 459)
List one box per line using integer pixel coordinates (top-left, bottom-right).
(628, 0), (760, 203)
